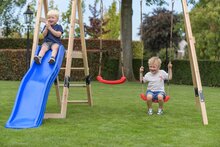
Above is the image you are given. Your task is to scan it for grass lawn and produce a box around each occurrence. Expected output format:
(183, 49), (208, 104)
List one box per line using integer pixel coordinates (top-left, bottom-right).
(0, 80), (220, 147)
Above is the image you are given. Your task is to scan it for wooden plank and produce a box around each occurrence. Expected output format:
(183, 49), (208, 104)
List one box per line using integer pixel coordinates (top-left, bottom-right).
(44, 113), (65, 119)
(30, 0), (43, 64)
(60, 67), (85, 70)
(67, 100), (88, 104)
(182, 0), (208, 125)
(59, 83), (86, 87)
(72, 51), (83, 58)
(54, 77), (61, 106)
(78, 0), (93, 106)
(40, 17), (47, 23)
(43, 0), (48, 17)
(60, 0), (78, 118)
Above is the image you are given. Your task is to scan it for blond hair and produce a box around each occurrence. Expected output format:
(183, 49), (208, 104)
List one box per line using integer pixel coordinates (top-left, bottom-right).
(47, 9), (59, 19)
(148, 56), (162, 68)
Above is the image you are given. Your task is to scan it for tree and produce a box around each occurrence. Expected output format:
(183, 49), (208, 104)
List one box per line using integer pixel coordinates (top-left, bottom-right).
(49, 0), (58, 10)
(189, 0), (220, 60)
(102, 0), (120, 39)
(84, 0), (109, 39)
(0, 0), (27, 37)
(121, 0), (134, 80)
(0, 0), (27, 15)
(141, 8), (181, 55)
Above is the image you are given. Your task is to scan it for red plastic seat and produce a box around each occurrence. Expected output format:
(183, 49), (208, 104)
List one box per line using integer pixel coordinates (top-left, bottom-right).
(96, 75), (126, 85)
(140, 93), (170, 103)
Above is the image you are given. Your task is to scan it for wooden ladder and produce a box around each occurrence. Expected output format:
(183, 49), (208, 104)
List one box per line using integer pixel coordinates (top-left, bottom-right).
(45, 0), (93, 119)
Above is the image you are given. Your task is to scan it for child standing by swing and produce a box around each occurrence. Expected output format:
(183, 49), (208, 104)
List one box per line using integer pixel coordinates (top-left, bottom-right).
(140, 56), (172, 115)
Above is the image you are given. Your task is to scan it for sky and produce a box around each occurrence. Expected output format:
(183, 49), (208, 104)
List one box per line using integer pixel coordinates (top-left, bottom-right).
(24, 0), (190, 40)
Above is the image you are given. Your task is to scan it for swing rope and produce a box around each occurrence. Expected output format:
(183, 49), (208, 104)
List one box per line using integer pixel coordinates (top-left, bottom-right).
(140, 0), (144, 93)
(166, 0), (175, 96)
(139, 0), (175, 103)
(96, 0), (126, 85)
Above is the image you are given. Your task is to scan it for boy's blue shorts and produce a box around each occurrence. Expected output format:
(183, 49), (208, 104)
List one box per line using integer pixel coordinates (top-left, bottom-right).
(146, 90), (166, 101)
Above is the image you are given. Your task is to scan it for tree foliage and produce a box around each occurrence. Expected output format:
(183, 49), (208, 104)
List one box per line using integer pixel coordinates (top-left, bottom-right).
(0, 0), (27, 37)
(190, 0), (220, 60)
(141, 8), (181, 55)
(49, 0), (58, 10)
(102, 0), (120, 39)
(144, 0), (196, 6)
(84, 0), (109, 39)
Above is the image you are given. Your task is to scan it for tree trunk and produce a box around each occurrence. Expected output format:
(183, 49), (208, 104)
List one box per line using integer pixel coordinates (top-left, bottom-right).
(121, 0), (135, 81)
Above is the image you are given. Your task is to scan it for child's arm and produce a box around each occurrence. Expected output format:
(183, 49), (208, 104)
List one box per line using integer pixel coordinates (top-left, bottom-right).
(47, 23), (62, 38)
(139, 66), (144, 83)
(42, 21), (49, 37)
(48, 27), (62, 37)
(168, 62), (172, 80)
(42, 27), (48, 37)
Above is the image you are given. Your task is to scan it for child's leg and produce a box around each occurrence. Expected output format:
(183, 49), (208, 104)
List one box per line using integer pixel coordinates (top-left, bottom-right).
(48, 43), (59, 64)
(146, 94), (153, 109)
(157, 94), (164, 115)
(34, 43), (49, 64)
(146, 93), (153, 115)
(38, 43), (50, 57)
(51, 43), (59, 58)
(157, 94), (164, 109)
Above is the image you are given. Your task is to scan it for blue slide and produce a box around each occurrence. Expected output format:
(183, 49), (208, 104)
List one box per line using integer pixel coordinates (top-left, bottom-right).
(5, 45), (65, 129)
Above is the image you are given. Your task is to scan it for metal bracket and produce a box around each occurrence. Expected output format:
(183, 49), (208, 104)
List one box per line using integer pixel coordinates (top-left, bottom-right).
(85, 75), (91, 85)
(54, 78), (58, 85)
(64, 76), (70, 88)
(194, 88), (199, 97)
(198, 90), (205, 102)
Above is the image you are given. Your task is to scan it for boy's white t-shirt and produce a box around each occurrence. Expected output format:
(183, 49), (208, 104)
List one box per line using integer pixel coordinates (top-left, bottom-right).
(143, 70), (168, 92)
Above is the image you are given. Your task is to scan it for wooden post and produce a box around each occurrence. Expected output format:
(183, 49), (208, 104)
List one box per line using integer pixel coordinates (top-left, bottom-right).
(77, 0), (93, 106)
(30, 0), (44, 64)
(60, 0), (78, 118)
(43, 0), (48, 17)
(181, 0), (208, 125)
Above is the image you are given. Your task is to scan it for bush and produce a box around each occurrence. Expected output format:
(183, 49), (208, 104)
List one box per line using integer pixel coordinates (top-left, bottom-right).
(1, 39), (220, 87)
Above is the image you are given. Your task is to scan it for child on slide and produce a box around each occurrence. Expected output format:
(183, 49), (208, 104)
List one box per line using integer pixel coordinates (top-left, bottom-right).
(34, 9), (63, 64)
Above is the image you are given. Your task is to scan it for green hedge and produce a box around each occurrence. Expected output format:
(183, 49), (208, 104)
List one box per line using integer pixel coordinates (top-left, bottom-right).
(0, 49), (27, 80)
(1, 39), (220, 87)
(0, 38), (121, 51)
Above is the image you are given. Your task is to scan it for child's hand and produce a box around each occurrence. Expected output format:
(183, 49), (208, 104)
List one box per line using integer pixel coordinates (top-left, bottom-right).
(140, 66), (144, 72)
(168, 62), (172, 69)
(46, 20), (51, 29)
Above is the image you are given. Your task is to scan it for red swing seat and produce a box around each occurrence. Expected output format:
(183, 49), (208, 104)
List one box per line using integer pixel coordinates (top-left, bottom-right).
(140, 93), (170, 103)
(97, 75), (126, 85)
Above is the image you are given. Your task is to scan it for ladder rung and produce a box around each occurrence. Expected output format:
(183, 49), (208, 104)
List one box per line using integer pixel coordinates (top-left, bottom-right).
(87, 49), (107, 52)
(72, 51), (83, 58)
(70, 83), (86, 87)
(60, 67), (85, 70)
(40, 17), (47, 23)
(67, 100), (88, 104)
(59, 83), (86, 87)
(75, 19), (79, 24)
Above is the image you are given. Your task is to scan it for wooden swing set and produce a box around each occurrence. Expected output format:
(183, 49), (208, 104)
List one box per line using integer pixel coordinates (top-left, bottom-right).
(30, 0), (93, 119)
(30, 0), (208, 125)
